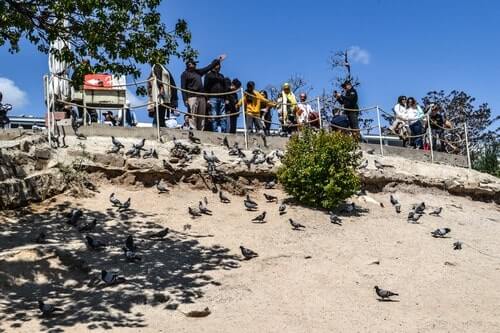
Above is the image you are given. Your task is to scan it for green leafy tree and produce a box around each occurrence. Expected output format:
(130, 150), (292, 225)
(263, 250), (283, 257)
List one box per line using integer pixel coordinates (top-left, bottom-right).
(277, 129), (361, 210)
(0, 0), (196, 79)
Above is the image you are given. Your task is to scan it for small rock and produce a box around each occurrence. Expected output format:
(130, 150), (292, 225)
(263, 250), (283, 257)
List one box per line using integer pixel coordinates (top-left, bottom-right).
(34, 148), (51, 160)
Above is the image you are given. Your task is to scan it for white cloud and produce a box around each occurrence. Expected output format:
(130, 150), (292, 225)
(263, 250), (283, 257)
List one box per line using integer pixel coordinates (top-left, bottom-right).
(348, 46), (371, 65)
(0, 77), (29, 109)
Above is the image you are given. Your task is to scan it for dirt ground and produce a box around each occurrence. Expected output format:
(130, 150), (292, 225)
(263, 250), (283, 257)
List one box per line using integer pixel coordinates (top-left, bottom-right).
(0, 179), (499, 333)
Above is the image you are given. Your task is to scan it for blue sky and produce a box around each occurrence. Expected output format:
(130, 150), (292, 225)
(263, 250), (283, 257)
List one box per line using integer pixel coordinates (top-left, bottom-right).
(0, 0), (499, 126)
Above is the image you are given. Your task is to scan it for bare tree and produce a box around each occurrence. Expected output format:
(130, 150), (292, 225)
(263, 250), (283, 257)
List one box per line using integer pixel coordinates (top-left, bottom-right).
(265, 74), (313, 101)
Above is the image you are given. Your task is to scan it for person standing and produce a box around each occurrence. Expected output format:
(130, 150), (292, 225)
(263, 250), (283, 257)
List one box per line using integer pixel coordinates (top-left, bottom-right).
(181, 55), (226, 130)
(204, 62), (227, 132)
(237, 81), (265, 133)
(405, 97), (424, 149)
(225, 78), (242, 134)
(297, 93), (315, 129)
(277, 83), (298, 134)
(427, 104), (445, 151)
(334, 80), (359, 134)
(148, 64), (178, 128)
(259, 90), (272, 135)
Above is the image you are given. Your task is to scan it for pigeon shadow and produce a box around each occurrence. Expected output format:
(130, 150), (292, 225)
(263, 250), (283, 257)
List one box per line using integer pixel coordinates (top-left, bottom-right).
(376, 298), (400, 302)
(0, 200), (241, 331)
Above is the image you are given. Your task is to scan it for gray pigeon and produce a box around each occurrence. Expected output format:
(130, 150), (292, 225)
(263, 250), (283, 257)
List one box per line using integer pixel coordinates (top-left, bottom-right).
(374, 286), (399, 300)
(244, 200), (258, 211)
(240, 246), (258, 260)
(119, 198), (131, 210)
(199, 201), (212, 215)
(78, 218), (97, 233)
(414, 202), (426, 214)
(156, 180), (170, 193)
(431, 228), (451, 238)
(395, 203), (401, 214)
(343, 202), (356, 214)
(125, 235), (136, 250)
(453, 241), (462, 250)
(246, 194), (258, 206)
(407, 212), (422, 223)
(189, 206), (202, 217)
(366, 148), (375, 155)
(374, 160), (384, 169)
(143, 148), (158, 159)
(358, 159), (368, 169)
(123, 248), (142, 262)
(109, 193), (121, 207)
(264, 180), (276, 189)
(330, 213), (342, 225)
(111, 136), (124, 148)
(278, 203), (287, 215)
(133, 138), (146, 150)
(219, 191), (231, 203)
(107, 145), (122, 154)
(86, 236), (106, 250)
(429, 207), (442, 216)
(252, 211), (266, 223)
(101, 270), (126, 285)
(68, 209), (83, 226)
(390, 194), (399, 206)
(223, 136), (230, 149)
(188, 131), (201, 144)
(148, 227), (169, 239)
(289, 218), (305, 230)
(263, 193), (278, 202)
(38, 300), (61, 316)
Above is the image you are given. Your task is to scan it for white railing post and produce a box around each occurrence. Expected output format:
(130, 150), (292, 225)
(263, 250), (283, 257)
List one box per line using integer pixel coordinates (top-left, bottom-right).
(82, 88), (87, 127)
(427, 114), (434, 163)
(464, 121), (472, 170)
(153, 74), (161, 142)
(241, 87), (248, 150)
(376, 106), (384, 156)
(316, 97), (322, 129)
(45, 75), (52, 148)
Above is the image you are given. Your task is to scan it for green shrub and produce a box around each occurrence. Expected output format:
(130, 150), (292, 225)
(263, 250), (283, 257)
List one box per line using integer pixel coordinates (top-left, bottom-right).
(473, 144), (499, 177)
(277, 129), (361, 210)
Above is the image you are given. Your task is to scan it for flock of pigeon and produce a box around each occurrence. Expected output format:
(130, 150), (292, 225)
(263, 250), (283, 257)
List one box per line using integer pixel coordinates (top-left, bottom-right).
(35, 132), (461, 315)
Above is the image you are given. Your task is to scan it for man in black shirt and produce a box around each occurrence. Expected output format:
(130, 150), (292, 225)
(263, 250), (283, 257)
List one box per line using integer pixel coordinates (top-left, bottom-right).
(181, 54), (226, 130)
(225, 78), (242, 134)
(204, 62), (227, 132)
(427, 104), (445, 151)
(334, 81), (359, 134)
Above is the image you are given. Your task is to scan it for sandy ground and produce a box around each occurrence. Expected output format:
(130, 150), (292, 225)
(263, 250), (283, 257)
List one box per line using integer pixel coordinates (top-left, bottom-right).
(1, 179), (499, 333)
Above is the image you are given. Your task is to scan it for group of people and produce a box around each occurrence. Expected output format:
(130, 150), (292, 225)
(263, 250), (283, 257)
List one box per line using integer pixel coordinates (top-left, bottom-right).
(145, 55), (323, 135)
(389, 95), (449, 150)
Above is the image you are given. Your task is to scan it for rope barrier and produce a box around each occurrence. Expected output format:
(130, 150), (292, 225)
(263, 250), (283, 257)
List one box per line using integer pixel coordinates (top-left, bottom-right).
(161, 103), (243, 118)
(243, 91), (318, 107)
(333, 105), (379, 113)
(56, 99), (154, 110)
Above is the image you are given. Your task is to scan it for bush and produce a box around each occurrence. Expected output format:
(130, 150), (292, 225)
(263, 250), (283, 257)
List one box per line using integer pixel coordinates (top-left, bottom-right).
(473, 144), (500, 177)
(277, 129), (361, 210)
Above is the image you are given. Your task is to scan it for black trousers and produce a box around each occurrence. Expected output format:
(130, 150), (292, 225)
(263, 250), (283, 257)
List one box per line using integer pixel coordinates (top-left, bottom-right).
(153, 105), (170, 128)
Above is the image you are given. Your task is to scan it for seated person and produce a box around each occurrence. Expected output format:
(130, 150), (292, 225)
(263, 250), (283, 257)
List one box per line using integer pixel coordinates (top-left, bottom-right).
(103, 111), (117, 126)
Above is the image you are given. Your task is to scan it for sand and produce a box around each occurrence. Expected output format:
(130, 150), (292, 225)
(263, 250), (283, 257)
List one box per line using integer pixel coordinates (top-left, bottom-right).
(1, 179), (499, 333)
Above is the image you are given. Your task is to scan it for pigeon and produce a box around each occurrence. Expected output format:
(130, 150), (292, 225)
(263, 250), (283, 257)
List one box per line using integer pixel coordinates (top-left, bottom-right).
(240, 246), (258, 260)
(203, 196), (208, 205)
(429, 207), (442, 216)
(123, 248), (142, 262)
(76, 132), (87, 140)
(431, 228), (451, 238)
(112, 136), (124, 148)
(125, 147), (138, 156)
(148, 227), (169, 239)
(222, 136), (230, 149)
(78, 218), (97, 233)
(374, 286), (399, 300)
(414, 202), (426, 214)
(264, 180), (276, 189)
(199, 201), (212, 215)
(219, 191), (231, 203)
(133, 138), (146, 150)
(188, 131), (201, 144)
(407, 212), (422, 224)
(179, 307), (211, 318)
(358, 159), (368, 169)
(38, 300), (61, 316)
(390, 194), (399, 206)
(107, 145), (122, 154)
(86, 236), (106, 250)
(101, 270), (126, 285)
(35, 230), (47, 243)
(83, 180), (98, 192)
(119, 198), (131, 210)
(395, 203), (401, 214)
(245, 194), (258, 206)
(278, 203), (287, 215)
(453, 241), (462, 250)
(244, 200), (258, 211)
(329, 213), (342, 225)
(265, 155), (275, 166)
(263, 193), (278, 202)
(156, 180), (170, 193)
(252, 211), (267, 223)
(183, 224), (192, 231)
(237, 148), (247, 159)
(143, 148), (158, 159)
(274, 149), (285, 159)
(342, 202), (356, 214)
(374, 160), (384, 169)
(289, 218), (305, 230)
(125, 235), (136, 250)
(188, 206), (202, 217)
(109, 193), (122, 207)
(366, 148), (375, 155)
(68, 209), (83, 226)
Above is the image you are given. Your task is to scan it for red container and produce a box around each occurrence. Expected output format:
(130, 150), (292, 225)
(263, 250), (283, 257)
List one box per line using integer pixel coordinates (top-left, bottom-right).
(84, 74), (113, 90)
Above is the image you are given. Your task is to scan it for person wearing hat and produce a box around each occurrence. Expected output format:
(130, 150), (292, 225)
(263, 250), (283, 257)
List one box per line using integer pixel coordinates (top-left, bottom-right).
(181, 54), (226, 130)
(277, 82), (298, 134)
(334, 80), (359, 136)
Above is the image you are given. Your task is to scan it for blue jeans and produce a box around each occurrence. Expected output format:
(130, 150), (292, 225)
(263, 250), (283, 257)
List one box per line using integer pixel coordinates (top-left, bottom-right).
(409, 121), (423, 148)
(208, 98), (227, 133)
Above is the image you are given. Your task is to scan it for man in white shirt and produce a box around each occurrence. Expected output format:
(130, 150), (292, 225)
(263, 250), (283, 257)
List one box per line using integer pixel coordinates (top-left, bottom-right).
(297, 93), (314, 127)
